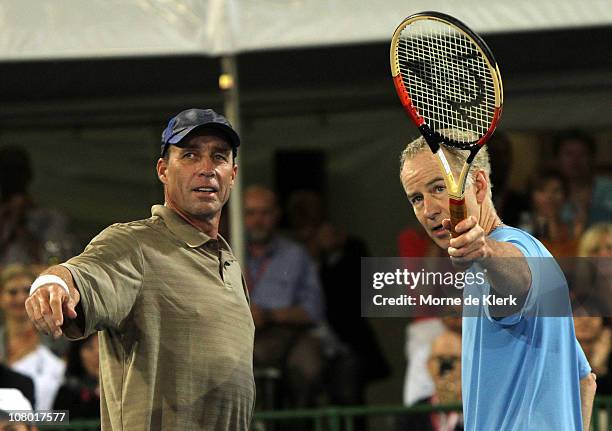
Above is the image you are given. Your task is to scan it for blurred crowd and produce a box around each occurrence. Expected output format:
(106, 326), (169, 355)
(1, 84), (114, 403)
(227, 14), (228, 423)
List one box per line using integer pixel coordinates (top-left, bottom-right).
(0, 146), (99, 424)
(244, 185), (389, 431)
(0, 129), (610, 430)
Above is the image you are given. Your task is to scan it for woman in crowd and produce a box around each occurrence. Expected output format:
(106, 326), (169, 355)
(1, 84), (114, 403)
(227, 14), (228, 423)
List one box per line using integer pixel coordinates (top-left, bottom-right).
(578, 223), (612, 258)
(573, 223), (612, 394)
(574, 223), (612, 312)
(523, 168), (580, 257)
(0, 264), (65, 410)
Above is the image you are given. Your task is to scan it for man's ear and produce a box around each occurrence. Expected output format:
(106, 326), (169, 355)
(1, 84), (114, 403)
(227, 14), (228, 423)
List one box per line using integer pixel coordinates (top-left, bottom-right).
(230, 164), (238, 187)
(157, 158), (168, 185)
(474, 170), (489, 204)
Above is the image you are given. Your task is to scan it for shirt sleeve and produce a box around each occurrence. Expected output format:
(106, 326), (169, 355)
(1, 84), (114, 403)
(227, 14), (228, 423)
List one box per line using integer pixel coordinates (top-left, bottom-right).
(484, 229), (541, 327)
(61, 224), (144, 338)
(575, 337), (592, 379)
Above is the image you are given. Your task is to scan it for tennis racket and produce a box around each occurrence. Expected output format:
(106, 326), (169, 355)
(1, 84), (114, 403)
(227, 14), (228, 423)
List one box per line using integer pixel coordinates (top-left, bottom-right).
(390, 11), (503, 237)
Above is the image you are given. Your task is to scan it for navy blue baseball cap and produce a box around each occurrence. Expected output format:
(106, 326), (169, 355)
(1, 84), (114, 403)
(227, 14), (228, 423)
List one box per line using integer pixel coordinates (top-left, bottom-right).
(161, 108), (240, 156)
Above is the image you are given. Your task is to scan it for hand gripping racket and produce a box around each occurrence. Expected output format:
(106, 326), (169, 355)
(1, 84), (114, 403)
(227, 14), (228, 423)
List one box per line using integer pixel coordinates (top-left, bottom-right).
(391, 11), (503, 236)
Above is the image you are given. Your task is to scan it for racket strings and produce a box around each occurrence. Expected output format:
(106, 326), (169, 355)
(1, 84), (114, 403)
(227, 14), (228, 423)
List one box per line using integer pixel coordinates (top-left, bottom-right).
(397, 20), (496, 143)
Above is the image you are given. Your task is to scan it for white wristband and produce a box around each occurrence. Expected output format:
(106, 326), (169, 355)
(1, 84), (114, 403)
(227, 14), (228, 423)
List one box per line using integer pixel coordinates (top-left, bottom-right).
(30, 274), (70, 296)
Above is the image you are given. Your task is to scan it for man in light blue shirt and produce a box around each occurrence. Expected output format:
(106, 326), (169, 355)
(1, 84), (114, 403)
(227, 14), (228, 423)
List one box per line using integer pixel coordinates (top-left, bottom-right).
(399, 137), (597, 430)
(462, 226), (591, 430)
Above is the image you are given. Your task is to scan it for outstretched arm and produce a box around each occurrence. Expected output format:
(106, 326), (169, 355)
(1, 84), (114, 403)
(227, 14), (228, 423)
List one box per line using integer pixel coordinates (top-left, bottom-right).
(444, 216), (531, 305)
(25, 265), (82, 339)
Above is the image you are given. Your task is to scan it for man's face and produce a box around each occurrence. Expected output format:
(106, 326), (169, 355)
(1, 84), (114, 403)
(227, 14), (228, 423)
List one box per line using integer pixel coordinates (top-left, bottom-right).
(401, 150), (479, 249)
(157, 134), (237, 221)
(244, 190), (278, 244)
(427, 331), (462, 403)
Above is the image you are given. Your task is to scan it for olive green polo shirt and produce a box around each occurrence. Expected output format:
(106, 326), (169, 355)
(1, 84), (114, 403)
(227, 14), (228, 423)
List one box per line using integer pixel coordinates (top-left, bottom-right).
(62, 205), (255, 430)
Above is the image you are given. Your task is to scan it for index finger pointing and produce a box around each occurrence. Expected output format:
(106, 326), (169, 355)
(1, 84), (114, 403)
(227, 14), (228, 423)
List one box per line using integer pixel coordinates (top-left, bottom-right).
(455, 216), (476, 234)
(49, 289), (66, 326)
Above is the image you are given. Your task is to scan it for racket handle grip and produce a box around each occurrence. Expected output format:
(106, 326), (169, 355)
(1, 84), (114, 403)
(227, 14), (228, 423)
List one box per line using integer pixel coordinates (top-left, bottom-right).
(449, 198), (467, 238)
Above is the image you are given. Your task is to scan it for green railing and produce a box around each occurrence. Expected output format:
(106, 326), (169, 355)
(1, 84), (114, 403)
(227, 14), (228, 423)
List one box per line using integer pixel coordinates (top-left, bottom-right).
(37, 396), (612, 431)
(253, 398), (612, 431)
(253, 402), (463, 431)
(40, 420), (100, 431)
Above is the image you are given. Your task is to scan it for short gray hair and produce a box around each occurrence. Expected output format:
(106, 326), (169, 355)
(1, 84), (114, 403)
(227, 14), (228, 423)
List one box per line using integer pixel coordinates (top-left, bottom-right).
(399, 135), (493, 198)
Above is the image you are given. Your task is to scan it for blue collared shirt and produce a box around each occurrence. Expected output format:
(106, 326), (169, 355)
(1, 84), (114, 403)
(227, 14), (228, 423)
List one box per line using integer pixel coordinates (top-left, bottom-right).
(462, 226), (590, 431)
(247, 235), (324, 323)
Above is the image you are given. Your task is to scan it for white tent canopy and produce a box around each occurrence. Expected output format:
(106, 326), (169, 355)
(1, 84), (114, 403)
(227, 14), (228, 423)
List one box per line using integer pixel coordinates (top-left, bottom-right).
(0, 0), (611, 60)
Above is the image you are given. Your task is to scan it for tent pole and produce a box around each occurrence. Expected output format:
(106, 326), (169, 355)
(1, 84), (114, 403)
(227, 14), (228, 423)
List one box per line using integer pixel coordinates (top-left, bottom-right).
(220, 55), (245, 267)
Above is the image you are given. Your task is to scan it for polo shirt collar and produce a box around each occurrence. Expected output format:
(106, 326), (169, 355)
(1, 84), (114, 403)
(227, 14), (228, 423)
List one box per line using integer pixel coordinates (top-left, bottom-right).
(151, 205), (213, 248)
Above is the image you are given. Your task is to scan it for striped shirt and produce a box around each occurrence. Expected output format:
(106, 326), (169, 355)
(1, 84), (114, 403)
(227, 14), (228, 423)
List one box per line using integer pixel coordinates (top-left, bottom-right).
(62, 205), (255, 430)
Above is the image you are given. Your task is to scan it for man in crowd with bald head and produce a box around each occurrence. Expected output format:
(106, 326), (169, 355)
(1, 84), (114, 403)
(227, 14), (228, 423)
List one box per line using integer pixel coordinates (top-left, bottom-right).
(243, 185), (324, 410)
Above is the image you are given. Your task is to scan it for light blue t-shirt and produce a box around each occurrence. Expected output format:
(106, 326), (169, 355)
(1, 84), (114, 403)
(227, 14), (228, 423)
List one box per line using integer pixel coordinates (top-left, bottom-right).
(462, 226), (591, 431)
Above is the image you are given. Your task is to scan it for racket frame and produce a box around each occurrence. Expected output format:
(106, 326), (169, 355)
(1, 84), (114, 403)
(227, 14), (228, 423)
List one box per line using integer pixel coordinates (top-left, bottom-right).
(390, 11), (503, 235)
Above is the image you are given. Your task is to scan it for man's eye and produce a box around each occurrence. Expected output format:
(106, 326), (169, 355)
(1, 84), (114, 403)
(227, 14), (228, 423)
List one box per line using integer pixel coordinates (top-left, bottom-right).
(183, 152), (195, 159)
(214, 154), (228, 161)
(410, 196), (423, 205)
(434, 185), (446, 193)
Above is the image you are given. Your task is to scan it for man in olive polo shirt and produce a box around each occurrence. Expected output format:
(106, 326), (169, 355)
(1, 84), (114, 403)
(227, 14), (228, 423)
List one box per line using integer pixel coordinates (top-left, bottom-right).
(24, 109), (255, 430)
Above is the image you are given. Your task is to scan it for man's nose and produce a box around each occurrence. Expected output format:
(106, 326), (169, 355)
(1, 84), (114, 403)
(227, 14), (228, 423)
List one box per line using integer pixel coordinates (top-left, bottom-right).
(423, 195), (440, 219)
(197, 157), (215, 176)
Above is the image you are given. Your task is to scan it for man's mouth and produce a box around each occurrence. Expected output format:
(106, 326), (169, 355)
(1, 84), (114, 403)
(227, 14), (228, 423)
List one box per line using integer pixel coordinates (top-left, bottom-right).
(431, 224), (447, 237)
(193, 187), (218, 193)
(192, 186), (219, 197)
